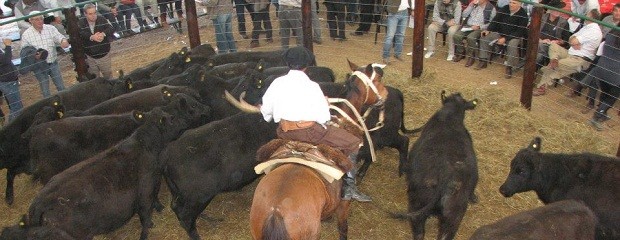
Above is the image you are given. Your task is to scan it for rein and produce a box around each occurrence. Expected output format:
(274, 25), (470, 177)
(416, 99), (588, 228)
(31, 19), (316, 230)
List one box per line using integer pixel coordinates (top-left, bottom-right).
(328, 98), (377, 163)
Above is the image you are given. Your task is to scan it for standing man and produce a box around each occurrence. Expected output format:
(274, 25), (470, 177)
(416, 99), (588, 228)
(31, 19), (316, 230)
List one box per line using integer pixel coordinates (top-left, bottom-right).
(13, 0), (68, 36)
(425, 0), (462, 61)
(234, 0), (254, 39)
(20, 11), (69, 98)
(278, 0), (302, 49)
(381, 0), (413, 64)
(260, 46), (372, 202)
(477, 0), (528, 78)
(248, 0), (274, 48)
(452, 0), (496, 66)
(79, 4), (115, 80)
(0, 38), (24, 121)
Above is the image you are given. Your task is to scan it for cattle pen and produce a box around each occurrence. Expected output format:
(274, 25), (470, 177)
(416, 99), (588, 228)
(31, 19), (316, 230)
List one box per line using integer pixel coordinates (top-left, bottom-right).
(0, 0), (619, 239)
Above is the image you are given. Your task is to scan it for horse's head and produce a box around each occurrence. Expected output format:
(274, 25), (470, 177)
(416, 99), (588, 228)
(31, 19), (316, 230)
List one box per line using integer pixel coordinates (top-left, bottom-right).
(345, 60), (389, 110)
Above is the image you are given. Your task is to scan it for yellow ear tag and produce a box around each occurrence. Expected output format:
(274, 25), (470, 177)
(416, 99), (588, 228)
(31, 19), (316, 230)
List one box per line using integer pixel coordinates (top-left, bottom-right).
(57, 111), (64, 119)
(128, 83), (133, 90)
(185, 57), (191, 63)
(258, 65), (263, 70)
(532, 144), (537, 148)
(19, 221), (25, 226)
(472, 100), (478, 106)
(138, 113), (143, 119)
(53, 101), (59, 106)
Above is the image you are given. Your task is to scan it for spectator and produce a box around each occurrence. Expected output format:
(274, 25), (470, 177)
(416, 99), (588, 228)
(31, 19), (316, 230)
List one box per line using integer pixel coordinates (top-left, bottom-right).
(325, 0), (347, 41)
(118, 0), (151, 36)
(533, 9), (602, 96)
(79, 4), (115, 79)
(600, 3), (620, 37)
(350, 0), (381, 36)
(206, 0), (237, 53)
(96, 0), (123, 37)
(452, 0), (496, 66)
(567, 0), (599, 31)
(20, 11), (69, 98)
(13, 0), (68, 36)
(347, 0), (359, 24)
(425, 0), (462, 61)
(0, 38), (24, 122)
(234, 0), (254, 39)
(311, 0), (322, 44)
(278, 0), (302, 49)
(381, 0), (413, 64)
(587, 22), (620, 130)
(248, 0), (274, 48)
(477, 0), (528, 78)
(536, 0), (570, 69)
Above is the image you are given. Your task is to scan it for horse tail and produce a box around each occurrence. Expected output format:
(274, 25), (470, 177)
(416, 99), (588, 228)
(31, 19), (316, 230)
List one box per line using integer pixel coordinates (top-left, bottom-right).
(395, 89), (420, 135)
(262, 208), (290, 240)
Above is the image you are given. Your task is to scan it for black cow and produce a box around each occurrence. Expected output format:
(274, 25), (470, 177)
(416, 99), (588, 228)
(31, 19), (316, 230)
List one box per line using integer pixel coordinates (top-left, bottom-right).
(397, 91), (479, 240)
(206, 61), (258, 80)
(2, 107), (191, 240)
(27, 93), (210, 184)
(161, 112), (278, 240)
(124, 47), (192, 82)
(499, 137), (620, 240)
(206, 49), (290, 67)
(79, 85), (200, 116)
(470, 200), (598, 240)
(0, 78), (137, 204)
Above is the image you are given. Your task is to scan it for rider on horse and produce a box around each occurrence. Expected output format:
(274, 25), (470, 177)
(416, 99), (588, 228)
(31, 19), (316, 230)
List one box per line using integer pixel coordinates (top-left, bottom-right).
(259, 46), (372, 202)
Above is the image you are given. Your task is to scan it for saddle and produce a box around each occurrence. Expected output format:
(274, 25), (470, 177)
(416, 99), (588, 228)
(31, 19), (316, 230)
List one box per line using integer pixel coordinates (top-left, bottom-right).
(255, 139), (353, 182)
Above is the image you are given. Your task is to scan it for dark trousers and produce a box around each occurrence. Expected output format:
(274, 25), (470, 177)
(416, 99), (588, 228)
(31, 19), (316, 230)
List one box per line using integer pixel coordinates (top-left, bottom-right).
(118, 3), (145, 30)
(250, 6), (273, 43)
(98, 8), (121, 32)
(158, 0), (183, 18)
(598, 80), (620, 115)
(234, 0), (254, 35)
(276, 123), (361, 156)
(355, 0), (378, 33)
(325, 2), (346, 39)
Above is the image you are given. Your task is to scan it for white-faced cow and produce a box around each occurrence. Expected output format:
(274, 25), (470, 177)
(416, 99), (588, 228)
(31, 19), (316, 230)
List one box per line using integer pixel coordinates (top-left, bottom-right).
(500, 137), (620, 240)
(470, 200), (598, 240)
(397, 91), (479, 240)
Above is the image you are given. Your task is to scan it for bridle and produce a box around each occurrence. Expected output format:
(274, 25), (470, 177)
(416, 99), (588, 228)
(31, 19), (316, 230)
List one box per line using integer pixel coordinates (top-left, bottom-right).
(349, 63), (386, 108)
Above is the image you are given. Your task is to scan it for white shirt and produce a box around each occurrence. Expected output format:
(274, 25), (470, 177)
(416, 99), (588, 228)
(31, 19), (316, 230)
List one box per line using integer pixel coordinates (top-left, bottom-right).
(260, 70), (331, 124)
(398, 0), (412, 12)
(568, 22), (602, 60)
(21, 24), (66, 63)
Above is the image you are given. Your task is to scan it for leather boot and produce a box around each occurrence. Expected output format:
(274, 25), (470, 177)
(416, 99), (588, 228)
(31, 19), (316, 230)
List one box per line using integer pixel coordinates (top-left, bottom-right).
(464, 57), (475, 67)
(474, 59), (488, 70)
(342, 154), (371, 202)
(453, 54), (464, 62)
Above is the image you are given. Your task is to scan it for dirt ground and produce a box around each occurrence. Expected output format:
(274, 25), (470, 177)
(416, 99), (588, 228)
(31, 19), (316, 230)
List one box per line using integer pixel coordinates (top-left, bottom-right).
(0, 6), (618, 240)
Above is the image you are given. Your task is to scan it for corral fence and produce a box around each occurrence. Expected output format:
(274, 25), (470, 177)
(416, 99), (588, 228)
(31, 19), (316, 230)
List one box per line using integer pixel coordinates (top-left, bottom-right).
(0, 0), (618, 155)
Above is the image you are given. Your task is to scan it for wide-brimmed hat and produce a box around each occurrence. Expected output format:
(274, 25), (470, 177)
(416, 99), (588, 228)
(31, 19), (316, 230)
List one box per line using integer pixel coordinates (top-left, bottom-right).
(546, 0), (566, 9)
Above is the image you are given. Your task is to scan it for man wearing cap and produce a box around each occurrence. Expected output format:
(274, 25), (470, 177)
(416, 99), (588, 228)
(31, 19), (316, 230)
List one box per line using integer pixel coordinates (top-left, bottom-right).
(260, 46), (372, 202)
(21, 11), (70, 98)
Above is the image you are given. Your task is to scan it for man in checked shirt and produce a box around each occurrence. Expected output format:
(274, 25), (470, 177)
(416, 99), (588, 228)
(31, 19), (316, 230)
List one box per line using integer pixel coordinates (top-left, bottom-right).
(20, 11), (70, 98)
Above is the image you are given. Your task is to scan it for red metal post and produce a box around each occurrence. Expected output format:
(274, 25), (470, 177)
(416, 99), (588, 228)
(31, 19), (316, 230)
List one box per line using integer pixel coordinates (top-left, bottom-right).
(302, 0), (313, 52)
(520, 6), (543, 110)
(185, 0), (201, 49)
(411, 0), (425, 78)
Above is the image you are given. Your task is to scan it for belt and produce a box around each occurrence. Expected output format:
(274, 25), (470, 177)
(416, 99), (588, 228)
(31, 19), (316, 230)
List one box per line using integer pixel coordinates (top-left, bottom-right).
(279, 120), (316, 132)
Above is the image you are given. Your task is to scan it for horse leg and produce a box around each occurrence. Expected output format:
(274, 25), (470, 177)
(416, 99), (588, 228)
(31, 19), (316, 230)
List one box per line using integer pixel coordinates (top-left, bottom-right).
(335, 200), (351, 240)
(5, 167), (16, 205)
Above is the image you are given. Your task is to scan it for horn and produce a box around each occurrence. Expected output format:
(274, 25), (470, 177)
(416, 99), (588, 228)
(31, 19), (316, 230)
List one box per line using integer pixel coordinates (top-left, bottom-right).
(224, 90), (260, 113)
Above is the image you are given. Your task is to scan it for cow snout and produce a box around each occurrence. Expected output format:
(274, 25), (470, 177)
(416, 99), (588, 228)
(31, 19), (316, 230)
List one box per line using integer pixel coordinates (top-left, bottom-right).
(499, 184), (514, 197)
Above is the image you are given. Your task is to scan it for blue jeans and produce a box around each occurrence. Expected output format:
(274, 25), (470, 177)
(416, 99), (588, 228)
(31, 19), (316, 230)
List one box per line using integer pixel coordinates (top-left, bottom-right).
(33, 61), (65, 98)
(382, 10), (408, 59)
(0, 81), (23, 121)
(212, 13), (237, 54)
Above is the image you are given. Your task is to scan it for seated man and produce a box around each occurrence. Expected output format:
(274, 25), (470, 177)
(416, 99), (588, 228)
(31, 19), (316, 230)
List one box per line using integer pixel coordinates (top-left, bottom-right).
(425, 0), (462, 61)
(452, 0), (496, 66)
(476, 0), (528, 78)
(535, 0), (570, 70)
(600, 3), (620, 37)
(533, 9), (602, 96)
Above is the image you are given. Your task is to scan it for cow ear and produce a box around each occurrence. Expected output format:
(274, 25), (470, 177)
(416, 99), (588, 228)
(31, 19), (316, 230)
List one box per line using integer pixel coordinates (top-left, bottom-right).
(125, 78), (133, 91)
(118, 70), (124, 79)
(529, 137), (542, 152)
(161, 86), (173, 99)
(179, 46), (188, 55)
(132, 110), (145, 122)
(441, 90), (447, 103)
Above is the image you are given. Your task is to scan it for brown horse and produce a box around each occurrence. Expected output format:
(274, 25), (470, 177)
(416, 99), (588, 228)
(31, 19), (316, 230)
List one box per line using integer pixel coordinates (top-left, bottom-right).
(249, 60), (388, 240)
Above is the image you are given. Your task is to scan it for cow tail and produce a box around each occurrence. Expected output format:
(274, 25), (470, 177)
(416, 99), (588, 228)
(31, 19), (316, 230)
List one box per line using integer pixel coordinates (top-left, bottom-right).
(261, 208), (290, 240)
(396, 90), (421, 135)
(389, 194), (439, 223)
